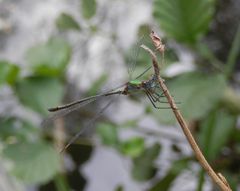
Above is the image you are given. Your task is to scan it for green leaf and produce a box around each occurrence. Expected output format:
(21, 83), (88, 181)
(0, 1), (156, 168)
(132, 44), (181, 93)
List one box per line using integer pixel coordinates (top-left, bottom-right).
(26, 38), (71, 76)
(154, 73), (227, 124)
(149, 158), (189, 191)
(0, 60), (19, 85)
(132, 143), (161, 181)
(0, 118), (40, 143)
(3, 141), (61, 184)
(15, 76), (64, 115)
(120, 137), (145, 157)
(81, 0), (97, 19)
(153, 0), (215, 44)
(56, 13), (81, 31)
(132, 163), (157, 182)
(97, 123), (119, 147)
(198, 110), (236, 161)
(114, 185), (124, 191)
(54, 173), (71, 191)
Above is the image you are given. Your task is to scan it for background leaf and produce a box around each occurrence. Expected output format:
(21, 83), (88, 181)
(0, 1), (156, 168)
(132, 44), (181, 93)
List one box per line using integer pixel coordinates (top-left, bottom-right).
(26, 38), (71, 76)
(132, 143), (161, 181)
(120, 137), (145, 157)
(153, 0), (215, 44)
(56, 13), (81, 31)
(15, 77), (64, 115)
(97, 123), (119, 147)
(81, 0), (97, 19)
(149, 158), (189, 191)
(0, 118), (40, 143)
(0, 60), (19, 85)
(154, 72), (227, 124)
(114, 185), (124, 191)
(198, 109), (236, 161)
(3, 141), (61, 184)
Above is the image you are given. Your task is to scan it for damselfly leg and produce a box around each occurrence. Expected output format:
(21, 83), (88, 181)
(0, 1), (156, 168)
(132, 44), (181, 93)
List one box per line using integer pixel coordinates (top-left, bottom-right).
(144, 89), (170, 109)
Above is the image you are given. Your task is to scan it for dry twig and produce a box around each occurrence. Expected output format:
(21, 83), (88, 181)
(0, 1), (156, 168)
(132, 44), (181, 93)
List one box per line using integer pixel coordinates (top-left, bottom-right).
(140, 31), (231, 191)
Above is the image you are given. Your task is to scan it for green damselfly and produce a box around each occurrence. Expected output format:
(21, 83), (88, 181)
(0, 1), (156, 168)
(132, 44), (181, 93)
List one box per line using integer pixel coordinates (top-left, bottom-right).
(47, 70), (170, 152)
(48, 72), (168, 113)
(47, 42), (168, 151)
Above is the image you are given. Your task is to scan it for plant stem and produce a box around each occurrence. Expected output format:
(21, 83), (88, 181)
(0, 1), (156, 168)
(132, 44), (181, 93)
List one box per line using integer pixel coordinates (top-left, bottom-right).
(197, 169), (205, 191)
(225, 22), (240, 78)
(140, 31), (232, 191)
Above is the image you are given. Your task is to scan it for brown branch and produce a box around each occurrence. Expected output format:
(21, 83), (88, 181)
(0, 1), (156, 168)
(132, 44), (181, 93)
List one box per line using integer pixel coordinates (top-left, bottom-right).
(139, 31), (231, 191)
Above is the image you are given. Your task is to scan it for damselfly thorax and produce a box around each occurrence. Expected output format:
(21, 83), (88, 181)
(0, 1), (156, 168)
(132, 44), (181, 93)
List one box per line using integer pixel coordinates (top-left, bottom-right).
(123, 74), (158, 94)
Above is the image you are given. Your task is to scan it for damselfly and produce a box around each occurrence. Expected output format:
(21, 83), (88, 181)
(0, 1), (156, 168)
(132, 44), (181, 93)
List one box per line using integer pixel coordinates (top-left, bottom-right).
(46, 40), (168, 151)
(48, 72), (167, 113)
(47, 69), (169, 152)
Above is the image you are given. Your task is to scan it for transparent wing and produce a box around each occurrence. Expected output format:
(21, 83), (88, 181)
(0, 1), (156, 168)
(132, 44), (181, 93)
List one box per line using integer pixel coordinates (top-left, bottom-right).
(42, 97), (98, 128)
(126, 35), (148, 79)
(42, 82), (125, 127)
(59, 95), (119, 152)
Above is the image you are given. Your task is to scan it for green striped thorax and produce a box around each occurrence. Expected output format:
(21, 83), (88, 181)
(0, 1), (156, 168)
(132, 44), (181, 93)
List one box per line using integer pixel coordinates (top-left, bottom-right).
(123, 75), (159, 95)
(129, 79), (142, 86)
(126, 79), (142, 92)
(121, 79), (142, 95)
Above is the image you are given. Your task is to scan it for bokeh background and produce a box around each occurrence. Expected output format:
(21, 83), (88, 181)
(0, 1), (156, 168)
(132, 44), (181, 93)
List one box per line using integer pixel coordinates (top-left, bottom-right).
(0, 0), (240, 191)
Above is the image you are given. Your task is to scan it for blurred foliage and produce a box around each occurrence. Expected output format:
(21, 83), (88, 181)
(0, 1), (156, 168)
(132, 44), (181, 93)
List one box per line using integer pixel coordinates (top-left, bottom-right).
(97, 123), (146, 157)
(0, 0), (240, 191)
(153, 72), (227, 124)
(56, 13), (81, 31)
(97, 123), (119, 147)
(0, 118), (40, 143)
(198, 109), (236, 161)
(131, 143), (160, 181)
(81, 0), (97, 19)
(149, 158), (189, 191)
(15, 77), (64, 115)
(114, 185), (124, 191)
(0, 29), (70, 188)
(120, 137), (145, 157)
(26, 38), (71, 77)
(0, 118), (61, 184)
(0, 60), (19, 85)
(3, 141), (60, 184)
(153, 0), (215, 44)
